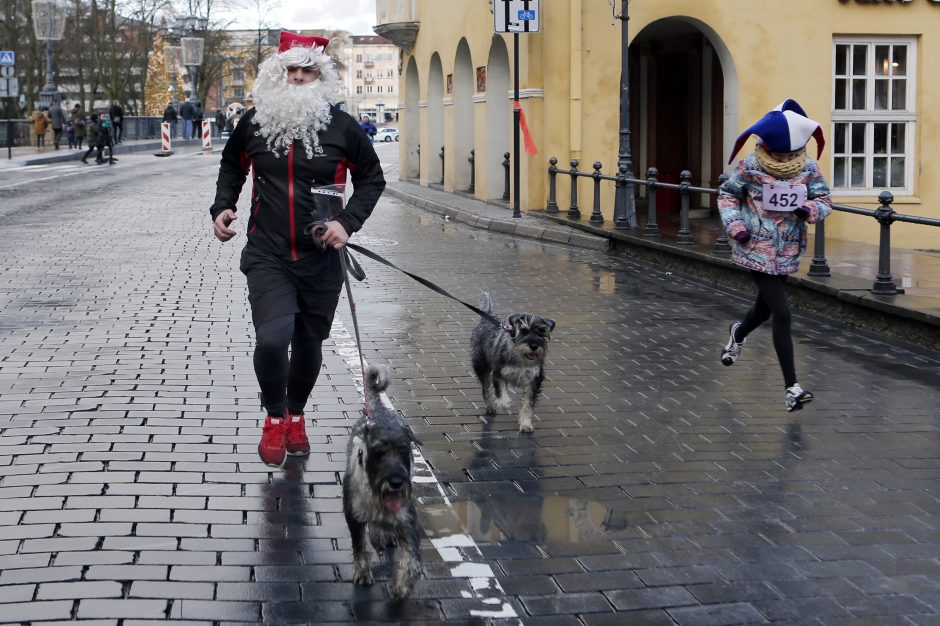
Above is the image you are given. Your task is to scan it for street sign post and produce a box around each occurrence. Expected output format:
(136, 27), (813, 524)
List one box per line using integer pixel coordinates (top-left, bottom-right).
(494, 0), (540, 218)
(0, 78), (17, 98)
(494, 0), (540, 33)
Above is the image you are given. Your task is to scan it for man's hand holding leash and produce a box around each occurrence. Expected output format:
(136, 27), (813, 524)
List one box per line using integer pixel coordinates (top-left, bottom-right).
(316, 220), (349, 249)
(213, 209), (237, 242)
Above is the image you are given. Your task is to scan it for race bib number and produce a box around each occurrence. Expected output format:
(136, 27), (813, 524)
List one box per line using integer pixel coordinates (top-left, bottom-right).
(762, 182), (807, 212)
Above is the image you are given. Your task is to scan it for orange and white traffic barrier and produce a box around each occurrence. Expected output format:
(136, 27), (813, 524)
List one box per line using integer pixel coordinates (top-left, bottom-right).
(201, 119), (212, 151)
(154, 122), (174, 157)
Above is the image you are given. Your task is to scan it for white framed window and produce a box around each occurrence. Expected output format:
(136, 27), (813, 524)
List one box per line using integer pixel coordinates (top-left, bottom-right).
(388, 85), (394, 94)
(832, 37), (916, 195)
(356, 85), (362, 94)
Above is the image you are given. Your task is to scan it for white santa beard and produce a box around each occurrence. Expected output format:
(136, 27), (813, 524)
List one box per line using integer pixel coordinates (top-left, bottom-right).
(252, 80), (336, 159)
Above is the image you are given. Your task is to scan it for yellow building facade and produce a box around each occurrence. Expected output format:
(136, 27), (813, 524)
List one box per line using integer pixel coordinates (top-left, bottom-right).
(376, 0), (940, 249)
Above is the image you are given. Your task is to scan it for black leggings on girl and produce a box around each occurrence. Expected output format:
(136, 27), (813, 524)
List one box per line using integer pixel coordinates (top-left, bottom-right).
(253, 314), (324, 417)
(734, 271), (797, 388)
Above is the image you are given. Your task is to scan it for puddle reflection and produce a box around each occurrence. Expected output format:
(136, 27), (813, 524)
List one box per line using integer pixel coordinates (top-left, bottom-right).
(420, 495), (630, 545)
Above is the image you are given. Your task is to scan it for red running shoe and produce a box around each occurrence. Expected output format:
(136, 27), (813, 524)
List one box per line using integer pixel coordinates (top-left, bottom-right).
(258, 416), (287, 466)
(285, 412), (310, 457)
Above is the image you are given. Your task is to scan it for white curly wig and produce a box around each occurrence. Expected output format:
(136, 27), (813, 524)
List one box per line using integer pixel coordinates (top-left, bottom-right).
(251, 43), (344, 159)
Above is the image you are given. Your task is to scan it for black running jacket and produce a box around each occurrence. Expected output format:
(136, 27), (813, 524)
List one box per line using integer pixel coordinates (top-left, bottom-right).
(209, 106), (385, 261)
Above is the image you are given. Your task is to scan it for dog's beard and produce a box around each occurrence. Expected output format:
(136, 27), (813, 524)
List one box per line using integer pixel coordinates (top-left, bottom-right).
(252, 61), (342, 159)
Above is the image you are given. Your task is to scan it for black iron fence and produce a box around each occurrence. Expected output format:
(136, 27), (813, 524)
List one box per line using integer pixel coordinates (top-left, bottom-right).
(1, 116), (181, 148)
(547, 157), (940, 296)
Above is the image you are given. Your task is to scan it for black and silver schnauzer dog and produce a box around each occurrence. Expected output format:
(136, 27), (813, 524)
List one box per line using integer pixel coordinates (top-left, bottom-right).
(343, 365), (422, 601)
(470, 292), (556, 433)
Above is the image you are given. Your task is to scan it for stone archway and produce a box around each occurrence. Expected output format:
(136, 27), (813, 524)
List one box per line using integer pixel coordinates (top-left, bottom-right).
(404, 56), (420, 180)
(427, 53), (445, 186)
(453, 39), (475, 192)
(485, 36), (511, 201)
(631, 17), (739, 212)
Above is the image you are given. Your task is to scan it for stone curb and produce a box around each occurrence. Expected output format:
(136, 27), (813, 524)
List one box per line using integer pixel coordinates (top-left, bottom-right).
(20, 139), (224, 166)
(383, 186), (609, 252)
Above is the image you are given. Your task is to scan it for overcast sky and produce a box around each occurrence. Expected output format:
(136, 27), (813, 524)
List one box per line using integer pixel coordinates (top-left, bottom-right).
(222, 0), (378, 35)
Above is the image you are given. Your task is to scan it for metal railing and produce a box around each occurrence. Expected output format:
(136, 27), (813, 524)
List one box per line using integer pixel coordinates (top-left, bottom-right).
(547, 157), (940, 296)
(1, 116), (170, 148)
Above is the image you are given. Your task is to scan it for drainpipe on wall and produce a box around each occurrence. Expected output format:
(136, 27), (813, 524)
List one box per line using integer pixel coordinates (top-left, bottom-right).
(569, 0), (582, 161)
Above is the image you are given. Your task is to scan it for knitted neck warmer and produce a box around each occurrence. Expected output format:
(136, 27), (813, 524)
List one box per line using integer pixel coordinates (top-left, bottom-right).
(756, 143), (807, 179)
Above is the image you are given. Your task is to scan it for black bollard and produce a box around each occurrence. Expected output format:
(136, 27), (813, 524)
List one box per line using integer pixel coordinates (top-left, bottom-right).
(643, 167), (660, 238)
(467, 149), (475, 194)
(676, 170), (694, 245)
(589, 161), (604, 225)
(546, 157), (559, 213)
(871, 191), (898, 295)
(502, 152), (510, 201)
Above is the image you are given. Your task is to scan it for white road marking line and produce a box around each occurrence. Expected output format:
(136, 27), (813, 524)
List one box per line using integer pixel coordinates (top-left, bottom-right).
(331, 320), (519, 622)
(0, 169), (96, 190)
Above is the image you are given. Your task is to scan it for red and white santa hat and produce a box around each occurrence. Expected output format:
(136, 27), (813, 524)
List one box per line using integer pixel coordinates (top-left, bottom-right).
(274, 31), (331, 69)
(728, 99), (825, 164)
(279, 31), (329, 53)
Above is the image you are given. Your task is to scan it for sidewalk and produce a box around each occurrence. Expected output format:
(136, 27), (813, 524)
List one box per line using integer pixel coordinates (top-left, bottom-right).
(385, 180), (940, 350)
(0, 136), (216, 168)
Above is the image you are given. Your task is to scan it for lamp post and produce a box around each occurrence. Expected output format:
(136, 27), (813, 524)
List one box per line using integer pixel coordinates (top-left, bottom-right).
(31, 0), (68, 106)
(611, 0), (638, 229)
(159, 15), (207, 105)
(163, 44), (183, 114)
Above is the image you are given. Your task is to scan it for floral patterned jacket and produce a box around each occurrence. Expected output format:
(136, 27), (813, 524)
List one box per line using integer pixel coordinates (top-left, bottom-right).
(718, 152), (832, 275)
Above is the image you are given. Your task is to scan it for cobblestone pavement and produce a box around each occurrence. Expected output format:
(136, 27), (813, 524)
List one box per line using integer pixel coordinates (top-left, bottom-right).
(1, 146), (940, 625)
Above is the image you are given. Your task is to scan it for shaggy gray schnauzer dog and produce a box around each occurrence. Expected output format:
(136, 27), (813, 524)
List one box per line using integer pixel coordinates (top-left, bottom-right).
(470, 292), (556, 433)
(343, 365), (422, 600)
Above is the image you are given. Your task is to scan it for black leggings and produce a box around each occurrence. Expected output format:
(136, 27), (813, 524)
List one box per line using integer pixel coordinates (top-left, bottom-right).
(253, 314), (324, 417)
(735, 271), (797, 388)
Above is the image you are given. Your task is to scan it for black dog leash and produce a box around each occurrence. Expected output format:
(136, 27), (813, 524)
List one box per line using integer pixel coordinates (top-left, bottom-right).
(337, 247), (373, 421)
(344, 242), (507, 331)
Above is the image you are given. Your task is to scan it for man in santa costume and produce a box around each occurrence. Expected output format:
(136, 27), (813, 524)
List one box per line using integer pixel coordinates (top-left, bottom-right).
(209, 31), (385, 466)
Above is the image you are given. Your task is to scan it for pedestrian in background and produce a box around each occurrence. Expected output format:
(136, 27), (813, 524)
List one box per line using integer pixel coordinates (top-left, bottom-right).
(109, 100), (124, 144)
(162, 102), (178, 139)
(72, 104), (86, 150)
(98, 114), (115, 164)
(32, 107), (49, 151)
(180, 98), (195, 140)
(360, 114), (376, 143)
(49, 99), (67, 150)
(209, 31), (385, 467)
(192, 103), (203, 139)
(718, 99), (831, 412)
(66, 119), (75, 149)
(80, 113), (99, 163)
(215, 108), (225, 137)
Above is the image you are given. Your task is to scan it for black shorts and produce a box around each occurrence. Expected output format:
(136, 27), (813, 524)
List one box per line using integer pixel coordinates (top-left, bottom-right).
(239, 243), (343, 337)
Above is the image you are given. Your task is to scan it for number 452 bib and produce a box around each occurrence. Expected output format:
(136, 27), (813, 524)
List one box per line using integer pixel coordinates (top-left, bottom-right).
(762, 182), (807, 212)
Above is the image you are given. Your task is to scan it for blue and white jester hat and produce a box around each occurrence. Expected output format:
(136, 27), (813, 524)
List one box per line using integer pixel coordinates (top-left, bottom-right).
(728, 99), (826, 164)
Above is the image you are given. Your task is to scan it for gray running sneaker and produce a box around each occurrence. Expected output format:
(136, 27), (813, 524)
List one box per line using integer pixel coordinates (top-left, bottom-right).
(720, 322), (745, 366)
(785, 383), (814, 412)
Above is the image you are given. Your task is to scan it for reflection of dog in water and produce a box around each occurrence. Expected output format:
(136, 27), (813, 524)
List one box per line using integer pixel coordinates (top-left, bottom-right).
(343, 365), (422, 600)
(470, 292), (556, 433)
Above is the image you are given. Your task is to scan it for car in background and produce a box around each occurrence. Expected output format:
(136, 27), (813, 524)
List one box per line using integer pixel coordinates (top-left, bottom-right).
(375, 127), (399, 142)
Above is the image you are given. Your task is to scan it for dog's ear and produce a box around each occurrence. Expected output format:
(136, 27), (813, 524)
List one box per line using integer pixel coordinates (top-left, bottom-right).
(507, 313), (524, 328)
(545, 318), (556, 332)
(406, 426), (422, 446)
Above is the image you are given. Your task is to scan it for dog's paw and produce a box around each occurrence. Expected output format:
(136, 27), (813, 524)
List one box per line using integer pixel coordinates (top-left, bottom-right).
(518, 419), (534, 433)
(353, 566), (374, 586)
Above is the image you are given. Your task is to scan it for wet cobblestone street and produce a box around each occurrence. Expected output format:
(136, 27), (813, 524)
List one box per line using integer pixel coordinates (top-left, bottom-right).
(1, 148), (939, 624)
